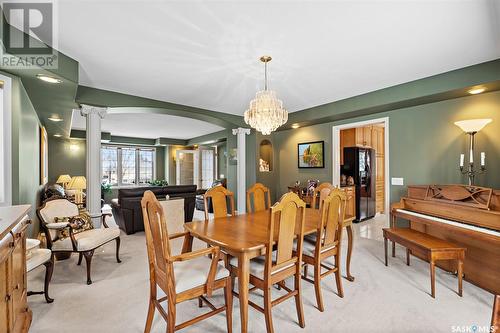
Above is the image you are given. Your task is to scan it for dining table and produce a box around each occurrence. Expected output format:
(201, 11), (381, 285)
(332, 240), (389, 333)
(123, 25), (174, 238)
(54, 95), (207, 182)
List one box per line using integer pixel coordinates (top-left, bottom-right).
(182, 208), (356, 333)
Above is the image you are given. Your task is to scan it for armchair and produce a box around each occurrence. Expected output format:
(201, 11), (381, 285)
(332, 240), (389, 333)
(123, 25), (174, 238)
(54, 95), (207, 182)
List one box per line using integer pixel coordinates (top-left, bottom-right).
(37, 198), (121, 285)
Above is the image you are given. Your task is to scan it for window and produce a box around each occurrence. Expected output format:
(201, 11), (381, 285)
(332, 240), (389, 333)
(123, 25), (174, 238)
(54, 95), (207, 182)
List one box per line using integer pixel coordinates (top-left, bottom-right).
(101, 145), (156, 186)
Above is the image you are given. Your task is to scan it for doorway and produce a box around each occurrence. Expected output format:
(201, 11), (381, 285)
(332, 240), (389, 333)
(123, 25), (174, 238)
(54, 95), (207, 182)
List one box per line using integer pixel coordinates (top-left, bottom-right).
(332, 117), (390, 222)
(176, 150), (198, 186)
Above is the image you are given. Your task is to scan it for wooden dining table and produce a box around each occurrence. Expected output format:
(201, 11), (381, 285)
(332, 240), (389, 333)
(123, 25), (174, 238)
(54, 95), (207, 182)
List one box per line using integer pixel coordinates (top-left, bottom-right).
(182, 208), (355, 333)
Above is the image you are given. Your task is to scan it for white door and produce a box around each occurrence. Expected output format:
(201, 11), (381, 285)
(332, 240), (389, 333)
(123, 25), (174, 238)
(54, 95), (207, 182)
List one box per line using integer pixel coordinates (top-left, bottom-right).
(176, 150), (199, 186)
(199, 147), (216, 189)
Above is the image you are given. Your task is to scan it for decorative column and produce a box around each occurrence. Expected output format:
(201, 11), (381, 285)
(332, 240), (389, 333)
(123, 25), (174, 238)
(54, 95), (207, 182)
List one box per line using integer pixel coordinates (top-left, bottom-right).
(232, 127), (251, 214)
(80, 105), (107, 227)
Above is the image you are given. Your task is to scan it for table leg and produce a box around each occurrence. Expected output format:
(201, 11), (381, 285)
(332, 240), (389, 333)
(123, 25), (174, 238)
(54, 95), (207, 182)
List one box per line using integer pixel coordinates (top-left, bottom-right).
(238, 253), (250, 333)
(345, 225), (355, 282)
(181, 233), (193, 254)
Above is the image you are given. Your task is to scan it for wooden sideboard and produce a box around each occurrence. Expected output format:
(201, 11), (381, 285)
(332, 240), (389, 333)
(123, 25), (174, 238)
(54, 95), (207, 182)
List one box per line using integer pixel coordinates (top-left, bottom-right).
(0, 205), (32, 333)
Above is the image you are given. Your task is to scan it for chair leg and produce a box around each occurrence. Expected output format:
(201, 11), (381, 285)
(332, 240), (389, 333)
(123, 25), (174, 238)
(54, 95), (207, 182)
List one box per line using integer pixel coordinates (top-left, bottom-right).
(224, 277), (233, 333)
(43, 256), (54, 303)
(313, 263), (324, 312)
(77, 253), (83, 266)
(167, 298), (176, 333)
(115, 237), (122, 263)
(384, 237), (388, 266)
(83, 250), (94, 285)
(144, 299), (155, 333)
(335, 254), (344, 298)
(303, 264), (309, 279)
(406, 248), (411, 266)
(198, 297), (203, 308)
(263, 287), (274, 333)
(294, 270), (305, 329)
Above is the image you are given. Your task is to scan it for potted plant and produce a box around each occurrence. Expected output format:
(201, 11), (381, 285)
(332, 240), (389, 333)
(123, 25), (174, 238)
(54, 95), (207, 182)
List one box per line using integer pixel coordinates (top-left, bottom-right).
(147, 179), (169, 187)
(101, 182), (112, 201)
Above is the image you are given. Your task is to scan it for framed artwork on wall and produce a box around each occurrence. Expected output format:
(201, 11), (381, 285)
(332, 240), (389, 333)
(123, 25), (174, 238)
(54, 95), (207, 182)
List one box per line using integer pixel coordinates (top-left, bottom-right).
(297, 141), (324, 168)
(40, 126), (48, 185)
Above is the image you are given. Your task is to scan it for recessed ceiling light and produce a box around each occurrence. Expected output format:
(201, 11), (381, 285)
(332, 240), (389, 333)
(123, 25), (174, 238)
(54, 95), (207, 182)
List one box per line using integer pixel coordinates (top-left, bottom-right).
(291, 123), (300, 129)
(48, 116), (63, 122)
(53, 134), (62, 137)
(36, 74), (62, 84)
(468, 87), (485, 95)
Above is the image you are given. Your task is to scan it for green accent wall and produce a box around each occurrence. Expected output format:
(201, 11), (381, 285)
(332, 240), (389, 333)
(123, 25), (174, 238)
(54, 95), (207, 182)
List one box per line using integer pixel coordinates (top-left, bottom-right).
(271, 91), (500, 205)
(48, 138), (86, 182)
(5, 71), (42, 236)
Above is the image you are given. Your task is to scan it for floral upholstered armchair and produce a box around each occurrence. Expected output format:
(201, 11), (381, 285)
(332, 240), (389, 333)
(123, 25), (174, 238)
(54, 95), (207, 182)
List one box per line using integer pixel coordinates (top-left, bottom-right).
(37, 198), (121, 285)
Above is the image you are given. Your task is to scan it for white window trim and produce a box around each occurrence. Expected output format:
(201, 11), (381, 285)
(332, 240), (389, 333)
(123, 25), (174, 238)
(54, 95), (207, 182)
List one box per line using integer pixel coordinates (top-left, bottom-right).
(101, 144), (156, 188)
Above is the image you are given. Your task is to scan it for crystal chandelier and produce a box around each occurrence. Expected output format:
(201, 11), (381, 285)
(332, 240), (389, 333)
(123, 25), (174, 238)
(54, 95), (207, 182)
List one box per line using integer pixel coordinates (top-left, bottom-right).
(244, 56), (288, 135)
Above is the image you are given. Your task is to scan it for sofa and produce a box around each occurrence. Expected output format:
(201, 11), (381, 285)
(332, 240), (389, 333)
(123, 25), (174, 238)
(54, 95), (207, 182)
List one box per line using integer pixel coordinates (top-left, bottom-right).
(111, 185), (197, 234)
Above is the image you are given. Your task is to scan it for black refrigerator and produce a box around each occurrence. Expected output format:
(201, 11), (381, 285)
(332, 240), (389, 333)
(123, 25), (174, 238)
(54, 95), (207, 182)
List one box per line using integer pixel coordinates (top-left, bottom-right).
(341, 147), (376, 222)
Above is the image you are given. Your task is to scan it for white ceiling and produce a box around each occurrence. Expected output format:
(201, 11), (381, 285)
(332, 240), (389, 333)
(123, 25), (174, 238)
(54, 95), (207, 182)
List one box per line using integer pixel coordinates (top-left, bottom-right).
(71, 110), (224, 139)
(57, 0), (499, 115)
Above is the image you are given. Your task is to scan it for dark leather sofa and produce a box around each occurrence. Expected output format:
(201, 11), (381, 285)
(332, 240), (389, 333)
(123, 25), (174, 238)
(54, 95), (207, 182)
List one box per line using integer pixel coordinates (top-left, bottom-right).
(111, 185), (197, 234)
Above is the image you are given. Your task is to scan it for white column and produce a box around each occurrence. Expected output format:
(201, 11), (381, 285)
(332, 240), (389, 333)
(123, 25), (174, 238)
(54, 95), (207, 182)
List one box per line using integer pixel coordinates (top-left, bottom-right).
(80, 105), (107, 227)
(232, 127), (251, 214)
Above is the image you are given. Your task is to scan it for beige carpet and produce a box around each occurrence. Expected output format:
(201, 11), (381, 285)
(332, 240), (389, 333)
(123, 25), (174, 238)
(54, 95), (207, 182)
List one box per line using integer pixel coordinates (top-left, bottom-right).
(28, 213), (494, 333)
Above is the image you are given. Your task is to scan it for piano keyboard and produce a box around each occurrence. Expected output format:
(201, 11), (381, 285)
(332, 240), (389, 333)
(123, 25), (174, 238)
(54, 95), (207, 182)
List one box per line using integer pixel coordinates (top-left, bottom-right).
(396, 209), (500, 238)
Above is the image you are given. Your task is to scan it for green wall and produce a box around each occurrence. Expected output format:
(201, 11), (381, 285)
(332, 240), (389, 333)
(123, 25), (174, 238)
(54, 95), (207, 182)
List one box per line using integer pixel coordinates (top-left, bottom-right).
(6, 72), (42, 236)
(48, 138), (86, 182)
(271, 91), (500, 204)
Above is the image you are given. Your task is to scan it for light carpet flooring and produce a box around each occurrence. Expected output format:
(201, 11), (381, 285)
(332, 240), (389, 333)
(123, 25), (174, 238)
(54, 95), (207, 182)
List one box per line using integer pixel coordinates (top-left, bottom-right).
(28, 212), (495, 333)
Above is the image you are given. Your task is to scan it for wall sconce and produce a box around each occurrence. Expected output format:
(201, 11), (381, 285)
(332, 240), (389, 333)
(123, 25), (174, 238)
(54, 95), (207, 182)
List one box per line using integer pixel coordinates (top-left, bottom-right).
(455, 118), (492, 185)
(69, 144), (79, 152)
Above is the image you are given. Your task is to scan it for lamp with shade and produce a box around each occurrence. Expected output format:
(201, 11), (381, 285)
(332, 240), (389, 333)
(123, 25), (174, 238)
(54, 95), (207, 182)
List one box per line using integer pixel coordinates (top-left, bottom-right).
(455, 118), (491, 185)
(56, 174), (72, 189)
(68, 176), (86, 204)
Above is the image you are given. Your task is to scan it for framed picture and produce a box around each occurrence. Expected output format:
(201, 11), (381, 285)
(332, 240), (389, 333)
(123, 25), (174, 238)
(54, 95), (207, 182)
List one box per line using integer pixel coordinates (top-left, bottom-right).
(297, 141), (324, 168)
(40, 126), (48, 185)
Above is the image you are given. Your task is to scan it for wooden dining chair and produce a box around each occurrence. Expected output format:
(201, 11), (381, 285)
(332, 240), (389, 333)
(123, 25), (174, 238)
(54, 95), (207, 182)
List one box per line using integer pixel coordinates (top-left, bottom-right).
(203, 185), (235, 220)
(300, 188), (346, 312)
(310, 182), (334, 210)
(246, 183), (271, 213)
(229, 192), (306, 333)
(141, 191), (233, 333)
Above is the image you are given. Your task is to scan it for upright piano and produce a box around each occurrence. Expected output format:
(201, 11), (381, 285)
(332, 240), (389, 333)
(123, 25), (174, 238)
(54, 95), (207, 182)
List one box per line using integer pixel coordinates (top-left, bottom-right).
(391, 184), (500, 294)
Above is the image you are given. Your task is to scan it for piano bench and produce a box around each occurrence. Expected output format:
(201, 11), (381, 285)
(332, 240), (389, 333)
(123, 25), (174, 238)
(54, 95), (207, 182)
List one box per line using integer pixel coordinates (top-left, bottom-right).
(382, 227), (466, 298)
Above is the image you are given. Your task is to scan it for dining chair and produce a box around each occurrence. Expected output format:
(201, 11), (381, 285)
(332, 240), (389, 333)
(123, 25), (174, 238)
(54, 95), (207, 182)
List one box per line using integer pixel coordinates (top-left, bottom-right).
(246, 183), (271, 213)
(141, 191), (233, 333)
(310, 182), (334, 210)
(203, 185), (235, 220)
(299, 188), (346, 312)
(229, 192), (306, 333)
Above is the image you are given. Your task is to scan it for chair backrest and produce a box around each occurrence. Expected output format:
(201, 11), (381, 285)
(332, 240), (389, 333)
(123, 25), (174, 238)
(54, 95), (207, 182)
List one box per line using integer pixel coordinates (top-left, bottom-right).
(204, 185), (235, 220)
(265, 192), (306, 277)
(311, 182), (334, 210)
(246, 183), (271, 213)
(317, 188), (346, 252)
(141, 191), (174, 294)
(37, 198), (80, 242)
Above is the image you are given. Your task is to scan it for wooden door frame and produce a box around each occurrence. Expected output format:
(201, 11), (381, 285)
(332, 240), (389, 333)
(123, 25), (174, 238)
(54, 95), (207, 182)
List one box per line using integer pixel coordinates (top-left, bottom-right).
(332, 117), (390, 220)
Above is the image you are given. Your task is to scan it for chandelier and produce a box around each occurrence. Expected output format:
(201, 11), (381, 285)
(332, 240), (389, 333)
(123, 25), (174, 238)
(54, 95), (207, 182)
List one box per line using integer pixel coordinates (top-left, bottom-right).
(244, 56), (288, 135)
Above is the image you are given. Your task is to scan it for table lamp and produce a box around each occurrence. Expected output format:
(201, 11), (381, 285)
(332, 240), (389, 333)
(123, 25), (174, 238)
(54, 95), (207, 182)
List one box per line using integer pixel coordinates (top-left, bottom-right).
(68, 176), (86, 204)
(454, 118), (492, 185)
(56, 174), (72, 189)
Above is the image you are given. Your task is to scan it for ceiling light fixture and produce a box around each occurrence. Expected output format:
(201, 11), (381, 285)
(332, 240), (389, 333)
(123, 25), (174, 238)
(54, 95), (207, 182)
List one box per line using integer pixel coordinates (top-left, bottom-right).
(244, 56), (288, 135)
(468, 87), (485, 95)
(36, 74), (62, 84)
(53, 134), (62, 137)
(48, 116), (63, 122)
(291, 123), (300, 129)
